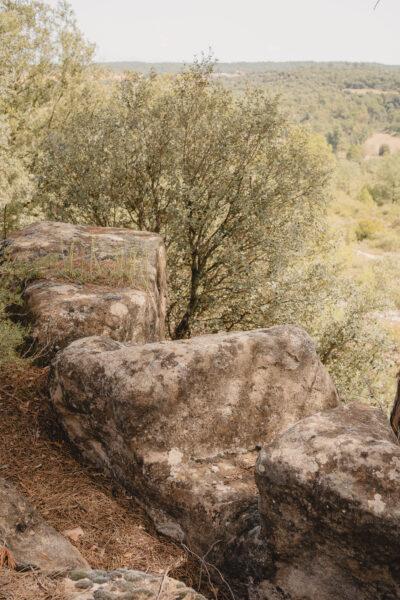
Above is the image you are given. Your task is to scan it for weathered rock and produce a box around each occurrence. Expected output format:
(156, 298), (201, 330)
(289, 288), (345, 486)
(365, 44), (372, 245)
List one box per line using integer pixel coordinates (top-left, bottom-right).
(23, 280), (160, 354)
(64, 568), (206, 600)
(3, 221), (167, 353)
(390, 372), (400, 436)
(50, 326), (339, 565)
(255, 402), (400, 600)
(0, 477), (88, 573)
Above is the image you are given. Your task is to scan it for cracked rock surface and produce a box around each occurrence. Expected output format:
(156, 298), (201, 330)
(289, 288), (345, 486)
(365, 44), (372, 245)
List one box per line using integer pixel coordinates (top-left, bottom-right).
(2, 221), (167, 356)
(50, 326), (338, 570)
(255, 402), (400, 600)
(23, 280), (160, 354)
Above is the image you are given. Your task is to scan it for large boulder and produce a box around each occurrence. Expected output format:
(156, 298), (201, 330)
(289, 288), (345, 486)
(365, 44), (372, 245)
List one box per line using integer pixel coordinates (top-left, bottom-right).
(2, 221), (166, 354)
(23, 280), (160, 354)
(0, 477), (88, 573)
(255, 402), (400, 600)
(63, 568), (206, 600)
(50, 326), (339, 565)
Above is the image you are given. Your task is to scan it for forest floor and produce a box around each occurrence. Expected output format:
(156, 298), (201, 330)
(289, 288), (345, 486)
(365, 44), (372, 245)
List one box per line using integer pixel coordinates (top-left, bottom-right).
(0, 364), (224, 599)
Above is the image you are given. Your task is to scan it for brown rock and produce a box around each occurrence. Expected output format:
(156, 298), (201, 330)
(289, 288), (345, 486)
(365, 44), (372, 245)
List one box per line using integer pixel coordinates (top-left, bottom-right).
(3, 221), (167, 355)
(0, 477), (89, 573)
(50, 326), (338, 566)
(255, 402), (400, 600)
(23, 280), (161, 355)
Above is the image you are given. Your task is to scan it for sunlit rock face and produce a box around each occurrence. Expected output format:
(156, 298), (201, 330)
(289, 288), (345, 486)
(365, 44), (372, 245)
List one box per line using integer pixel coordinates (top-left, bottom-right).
(254, 402), (400, 600)
(50, 325), (339, 571)
(2, 221), (167, 357)
(23, 280), (160, 356)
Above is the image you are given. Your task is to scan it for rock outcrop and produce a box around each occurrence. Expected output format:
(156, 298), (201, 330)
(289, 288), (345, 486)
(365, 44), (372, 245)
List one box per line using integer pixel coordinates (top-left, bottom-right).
(50, 326), (339, 566)
(64, 568), (206, 600)
(0, 477), (88, 573)
(23, 280), (159, 353)
(2, 221), (166, 356)
(255, 402), (400, 600)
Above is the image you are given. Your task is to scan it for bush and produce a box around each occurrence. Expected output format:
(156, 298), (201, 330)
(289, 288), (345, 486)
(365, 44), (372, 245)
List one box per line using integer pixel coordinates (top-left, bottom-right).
(355, 218), (384, 241)
(35, 59), (333, 339)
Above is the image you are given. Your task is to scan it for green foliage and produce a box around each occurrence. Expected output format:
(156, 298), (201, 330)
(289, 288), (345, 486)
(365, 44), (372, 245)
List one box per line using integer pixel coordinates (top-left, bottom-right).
(369, 154), (400, 205)
(327, 129), (341, 153)
(346, 144), (364, 162)
(0, 0), (94, 235)
(35, 59), (333, 339)
(357, 185), (375, 206)
(0, 115), (33, 237)
(379, 143), (391, 156)
(242, 235), (396, 407)
(115, 61), (400, 150)
(0, 255), (28, 366)
(355, 218), (383, 241)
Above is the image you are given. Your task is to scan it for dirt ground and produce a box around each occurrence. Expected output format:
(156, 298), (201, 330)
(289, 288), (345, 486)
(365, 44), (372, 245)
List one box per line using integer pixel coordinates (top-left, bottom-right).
(0, 364), (226, 599)
(363, 132), (400, 158)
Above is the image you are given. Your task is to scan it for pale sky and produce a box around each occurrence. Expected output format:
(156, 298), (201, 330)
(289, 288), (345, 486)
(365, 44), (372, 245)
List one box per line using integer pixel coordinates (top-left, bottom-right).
(49, 0), (400, 64)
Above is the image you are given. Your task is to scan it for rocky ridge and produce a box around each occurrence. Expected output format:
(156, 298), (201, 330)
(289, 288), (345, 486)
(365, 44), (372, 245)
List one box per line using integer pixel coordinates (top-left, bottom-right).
(2, 221), (399, 600)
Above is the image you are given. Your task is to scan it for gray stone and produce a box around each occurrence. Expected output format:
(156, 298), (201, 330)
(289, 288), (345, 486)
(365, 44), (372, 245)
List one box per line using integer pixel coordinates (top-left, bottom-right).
(255, 402), (400, 600)
(92, 576), (109, 585)
(75, 579), (94, 589)
(93, 591), (115, 600)
(70, 569), (92, 581)
(63, 569), (207, 599)
(0, 477), (88, 574)
(50, 326), (338, 567)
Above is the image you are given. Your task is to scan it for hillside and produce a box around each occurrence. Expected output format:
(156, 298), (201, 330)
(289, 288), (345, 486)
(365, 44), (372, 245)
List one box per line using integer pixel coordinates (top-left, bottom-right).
(101, 61), (400, 147)
(2, 3), (400, 597)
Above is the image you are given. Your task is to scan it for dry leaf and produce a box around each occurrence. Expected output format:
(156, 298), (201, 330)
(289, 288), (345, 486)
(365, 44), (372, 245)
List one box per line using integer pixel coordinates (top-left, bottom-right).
(62, 527), (84, 543)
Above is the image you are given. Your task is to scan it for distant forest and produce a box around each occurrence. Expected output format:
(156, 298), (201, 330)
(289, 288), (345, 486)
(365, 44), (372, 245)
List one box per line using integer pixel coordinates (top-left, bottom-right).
(101, 61), (400, 147)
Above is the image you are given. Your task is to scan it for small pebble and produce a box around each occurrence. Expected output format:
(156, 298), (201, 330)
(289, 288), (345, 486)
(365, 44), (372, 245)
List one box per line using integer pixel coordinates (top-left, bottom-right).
(92, 576), (109, 584)
(124, 572), (145, 582)
(122, 591), (153, 599)
(90, 569), (108, 579)
(69, 569), (90, 581)
(114, 580), (131, 592)
(93, 591), (116, 600)
(75, 578), (93, 590)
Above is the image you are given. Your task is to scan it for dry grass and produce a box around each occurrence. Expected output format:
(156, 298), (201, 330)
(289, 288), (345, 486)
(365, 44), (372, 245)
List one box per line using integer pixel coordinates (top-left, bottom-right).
(0, 570), (67, 600)
(0, 365), (186, 586)
(0, 364), (183, 574)
(0, 363), (232, 599)
(2, 245), (152, 291)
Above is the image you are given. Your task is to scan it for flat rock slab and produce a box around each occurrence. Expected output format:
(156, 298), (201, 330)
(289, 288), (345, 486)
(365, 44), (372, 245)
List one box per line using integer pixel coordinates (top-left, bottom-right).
(50, 326), (338, 563)
(255, 402), (400, 600)
(0, 477), (88, 573)
(64, 568), (206, 600)
(3, 221), (167, 351)
(24, 280), (160, 355)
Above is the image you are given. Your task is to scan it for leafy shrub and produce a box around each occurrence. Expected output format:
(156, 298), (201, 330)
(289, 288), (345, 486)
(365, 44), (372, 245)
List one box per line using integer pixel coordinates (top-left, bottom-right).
(355, 218), (384, 241)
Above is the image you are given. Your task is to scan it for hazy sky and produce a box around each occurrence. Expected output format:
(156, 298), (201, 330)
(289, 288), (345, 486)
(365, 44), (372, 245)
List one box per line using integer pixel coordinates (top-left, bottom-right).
(49, 0), (400, 64)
